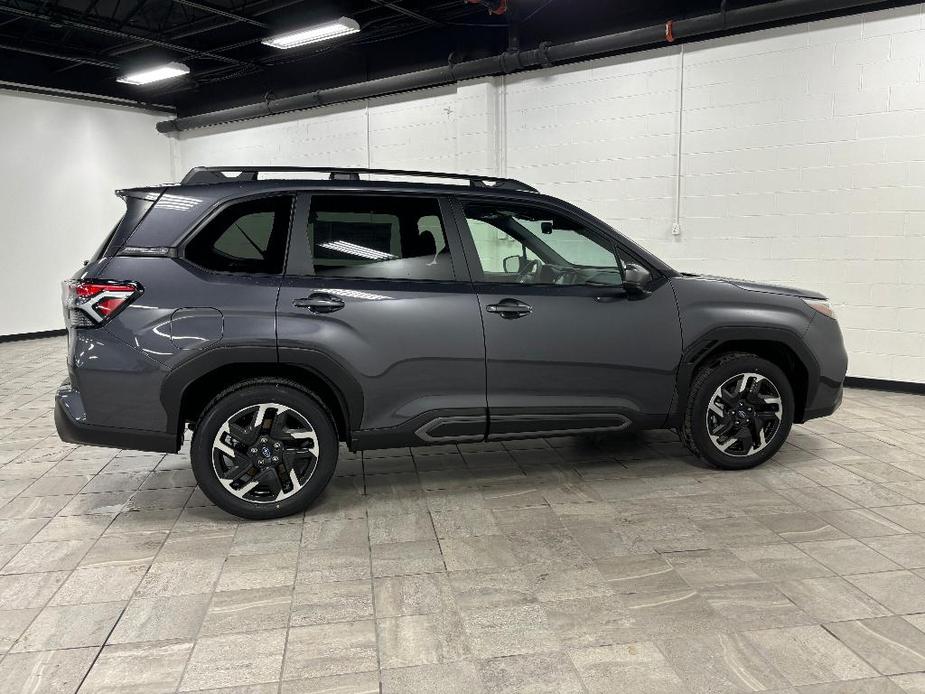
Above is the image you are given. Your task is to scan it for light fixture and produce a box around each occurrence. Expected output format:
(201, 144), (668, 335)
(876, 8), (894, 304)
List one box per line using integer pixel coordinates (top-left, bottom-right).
(262, 17), (360, 49)
(117, 62), (190, 85)
(320, 241), (393, 260)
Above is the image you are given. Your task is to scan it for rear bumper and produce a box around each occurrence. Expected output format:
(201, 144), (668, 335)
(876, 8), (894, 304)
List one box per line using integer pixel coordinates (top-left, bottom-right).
(55, 381), (179, 453)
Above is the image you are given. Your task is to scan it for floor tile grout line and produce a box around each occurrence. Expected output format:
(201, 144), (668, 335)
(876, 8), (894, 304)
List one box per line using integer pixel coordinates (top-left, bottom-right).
(112, 456), (198, 693)
(818, 620), (890, 678)
(72, 607), (128, 694)
(3, 476), (136, 658)
(274, 512), (310, 693)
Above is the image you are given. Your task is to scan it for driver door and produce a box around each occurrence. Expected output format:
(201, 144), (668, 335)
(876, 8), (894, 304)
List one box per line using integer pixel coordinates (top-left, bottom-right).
(453, 198), (681, 438)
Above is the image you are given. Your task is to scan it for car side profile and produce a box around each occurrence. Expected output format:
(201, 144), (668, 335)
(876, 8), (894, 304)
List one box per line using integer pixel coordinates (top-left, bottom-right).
(55, 166), (848, 519)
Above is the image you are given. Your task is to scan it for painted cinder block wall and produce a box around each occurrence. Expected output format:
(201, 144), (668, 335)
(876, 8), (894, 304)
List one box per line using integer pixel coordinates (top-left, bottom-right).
(173, 4), (921, 384)
(0, 91), (174, 336)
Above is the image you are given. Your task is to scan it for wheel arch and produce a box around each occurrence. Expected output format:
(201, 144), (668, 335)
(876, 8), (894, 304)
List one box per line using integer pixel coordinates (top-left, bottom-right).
(671, 327), (818, 426)
(162, 346), (363, 442)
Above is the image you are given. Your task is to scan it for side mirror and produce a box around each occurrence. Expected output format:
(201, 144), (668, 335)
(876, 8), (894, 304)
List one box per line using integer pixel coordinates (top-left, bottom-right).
(623, 263), (651, 293)
(503, 255), (525, 273)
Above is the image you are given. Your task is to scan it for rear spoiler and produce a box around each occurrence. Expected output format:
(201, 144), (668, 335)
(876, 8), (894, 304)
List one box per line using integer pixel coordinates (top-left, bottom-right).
(115, 187), (170, 201)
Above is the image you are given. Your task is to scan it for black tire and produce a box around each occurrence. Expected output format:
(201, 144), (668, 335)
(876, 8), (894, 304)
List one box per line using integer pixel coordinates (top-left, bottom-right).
(191, 380), (338, 520)
(681, 352), (794, 470)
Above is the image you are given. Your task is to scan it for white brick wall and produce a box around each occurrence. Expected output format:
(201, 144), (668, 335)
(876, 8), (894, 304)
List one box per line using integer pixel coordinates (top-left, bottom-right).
(0, 90), (172, 336)
(676, 5), (925, 383)
(176, 4), (925, 383)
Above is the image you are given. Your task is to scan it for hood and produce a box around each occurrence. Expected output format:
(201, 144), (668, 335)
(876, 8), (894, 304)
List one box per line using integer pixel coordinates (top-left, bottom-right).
(681, 273), (827, 300)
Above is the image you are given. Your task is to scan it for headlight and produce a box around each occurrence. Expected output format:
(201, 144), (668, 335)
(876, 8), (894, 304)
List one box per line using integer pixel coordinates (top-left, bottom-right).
(803, 298), (836, 320)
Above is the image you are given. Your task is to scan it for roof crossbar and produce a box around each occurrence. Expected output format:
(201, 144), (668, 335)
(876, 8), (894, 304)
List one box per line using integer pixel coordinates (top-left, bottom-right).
(180, 166), (537, 192)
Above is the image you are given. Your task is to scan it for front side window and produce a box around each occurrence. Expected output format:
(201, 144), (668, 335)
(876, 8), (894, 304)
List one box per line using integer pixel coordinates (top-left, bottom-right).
(306, 195), (452, 281)
(185, 196), (291, 274)
(463, 202), (622, 286)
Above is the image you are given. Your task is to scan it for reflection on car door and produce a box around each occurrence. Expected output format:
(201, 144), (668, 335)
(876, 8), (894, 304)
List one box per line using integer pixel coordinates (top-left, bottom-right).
(276, 192), (487, 448)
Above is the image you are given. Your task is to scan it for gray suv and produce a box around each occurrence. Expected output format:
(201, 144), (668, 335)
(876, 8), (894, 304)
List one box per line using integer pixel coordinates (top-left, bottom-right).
(56, 166), (847, 519)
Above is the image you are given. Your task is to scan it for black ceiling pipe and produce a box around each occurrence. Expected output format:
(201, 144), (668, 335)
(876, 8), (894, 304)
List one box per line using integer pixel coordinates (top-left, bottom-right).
(156, 0), (898, 133)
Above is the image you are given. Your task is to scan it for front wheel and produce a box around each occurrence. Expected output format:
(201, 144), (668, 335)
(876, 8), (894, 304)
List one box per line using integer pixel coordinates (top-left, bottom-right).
(681, 353), (794, 470)
(191, 381), (338, 519)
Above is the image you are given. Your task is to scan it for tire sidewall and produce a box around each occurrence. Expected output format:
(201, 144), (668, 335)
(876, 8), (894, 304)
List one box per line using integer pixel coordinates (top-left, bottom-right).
(690, 357), (794, 470)
(191, 384), (338, 520)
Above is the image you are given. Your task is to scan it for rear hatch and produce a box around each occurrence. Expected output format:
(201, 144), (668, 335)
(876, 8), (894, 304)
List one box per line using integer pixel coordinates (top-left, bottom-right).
(62, 189), (162, 367)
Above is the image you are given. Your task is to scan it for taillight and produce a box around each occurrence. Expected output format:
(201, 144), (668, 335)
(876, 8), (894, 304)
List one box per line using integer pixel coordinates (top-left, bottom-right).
(63, 279), (142, 327)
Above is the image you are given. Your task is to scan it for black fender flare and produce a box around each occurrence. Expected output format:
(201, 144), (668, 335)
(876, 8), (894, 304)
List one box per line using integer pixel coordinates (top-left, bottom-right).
(161, 345), (364, 435)
(668, 326), (820, 426)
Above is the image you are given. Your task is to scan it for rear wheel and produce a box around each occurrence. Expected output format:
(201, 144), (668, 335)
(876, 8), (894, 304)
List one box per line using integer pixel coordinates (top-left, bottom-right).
(681, 353), (793, 470)
(191, 381), (338, 519)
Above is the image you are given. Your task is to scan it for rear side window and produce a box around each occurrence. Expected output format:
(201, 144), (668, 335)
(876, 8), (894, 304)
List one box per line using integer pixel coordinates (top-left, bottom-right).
(186, 196), (292, 274)
(305, 195), (453, 281)
(92, 196), (155, 262)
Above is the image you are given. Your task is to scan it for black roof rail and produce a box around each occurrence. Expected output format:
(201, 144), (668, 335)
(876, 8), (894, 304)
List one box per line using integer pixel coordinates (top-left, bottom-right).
(180, 166), (537, 192)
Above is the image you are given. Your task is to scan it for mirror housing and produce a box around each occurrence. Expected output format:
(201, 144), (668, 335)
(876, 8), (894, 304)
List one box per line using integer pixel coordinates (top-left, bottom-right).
(622, 263), (652, 294)
(503, 255), (526, 273)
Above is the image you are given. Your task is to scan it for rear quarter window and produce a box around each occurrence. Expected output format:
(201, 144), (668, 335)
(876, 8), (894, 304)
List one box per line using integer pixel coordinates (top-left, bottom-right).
(185, 196), (292, 274)
(93, 197), (155, 261)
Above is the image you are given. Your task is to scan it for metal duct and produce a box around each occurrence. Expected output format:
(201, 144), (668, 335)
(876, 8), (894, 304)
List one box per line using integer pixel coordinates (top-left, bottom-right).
(156, 0), (892, 133)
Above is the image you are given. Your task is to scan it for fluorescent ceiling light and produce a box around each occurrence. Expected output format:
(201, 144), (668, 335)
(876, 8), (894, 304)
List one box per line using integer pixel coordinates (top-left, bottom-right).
(117, 62), (190, 85)
(320, 241), (393, 260)
(262, 17), (360, 49)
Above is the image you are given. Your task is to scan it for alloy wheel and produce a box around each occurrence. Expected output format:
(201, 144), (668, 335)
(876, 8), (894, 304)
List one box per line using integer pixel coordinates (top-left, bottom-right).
(705, 372), (783, 457)
(211, 402), (319, 503)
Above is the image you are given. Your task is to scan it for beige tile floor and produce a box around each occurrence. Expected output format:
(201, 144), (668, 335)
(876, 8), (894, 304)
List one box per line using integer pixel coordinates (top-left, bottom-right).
(1, 336), (925, 693)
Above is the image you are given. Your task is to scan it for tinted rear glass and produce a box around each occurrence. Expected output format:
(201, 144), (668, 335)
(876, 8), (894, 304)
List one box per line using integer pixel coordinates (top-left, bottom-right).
(93, 197), (155, 261)
(185, 196), (292, 274)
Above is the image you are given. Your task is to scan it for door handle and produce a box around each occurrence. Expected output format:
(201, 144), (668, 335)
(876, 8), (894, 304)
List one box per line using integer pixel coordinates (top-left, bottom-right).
(292, 292), (345, 314)
(486, 298), (533, 319)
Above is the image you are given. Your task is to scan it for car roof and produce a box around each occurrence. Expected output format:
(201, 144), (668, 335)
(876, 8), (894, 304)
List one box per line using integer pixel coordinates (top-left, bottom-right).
(119, 178), (564, 249)
(118, 165), (540, 202)
(119, 177), (544, 202)
(118, 170), (676, 277)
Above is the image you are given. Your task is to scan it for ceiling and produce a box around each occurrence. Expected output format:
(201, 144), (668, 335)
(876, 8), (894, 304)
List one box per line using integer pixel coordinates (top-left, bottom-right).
(0, 0), (910, 118)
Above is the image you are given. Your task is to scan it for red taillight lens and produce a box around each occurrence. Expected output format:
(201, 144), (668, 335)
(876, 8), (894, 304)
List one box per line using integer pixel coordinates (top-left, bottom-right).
(74, 282), (137, 299)
(64, 279), (142, 327)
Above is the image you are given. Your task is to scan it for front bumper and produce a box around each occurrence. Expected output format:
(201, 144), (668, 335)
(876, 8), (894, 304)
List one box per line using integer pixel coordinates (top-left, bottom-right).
(55, 381), (179, 453)
(803, 382), (843, 421)
(799, 312), (848, 423)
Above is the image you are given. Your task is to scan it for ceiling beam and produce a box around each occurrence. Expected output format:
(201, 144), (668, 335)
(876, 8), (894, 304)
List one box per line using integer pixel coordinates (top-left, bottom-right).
(369, 0), (442, 27)
(173, 0), (268, 28)
(108, 0), (303, 56)
(0, 4), (257, 67)
(0, 40), (119, 68)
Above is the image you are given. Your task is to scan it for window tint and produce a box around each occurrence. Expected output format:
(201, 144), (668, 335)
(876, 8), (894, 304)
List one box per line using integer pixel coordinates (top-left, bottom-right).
(185, 196), (291, 274)
(307, 195), (452, 280)
(463, 203), (622, 286)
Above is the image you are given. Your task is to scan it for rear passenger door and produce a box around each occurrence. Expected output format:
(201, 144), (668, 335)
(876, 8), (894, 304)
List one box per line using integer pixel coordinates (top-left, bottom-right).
(277, 193), (487, 447)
